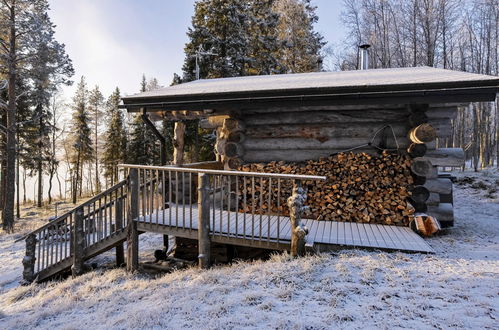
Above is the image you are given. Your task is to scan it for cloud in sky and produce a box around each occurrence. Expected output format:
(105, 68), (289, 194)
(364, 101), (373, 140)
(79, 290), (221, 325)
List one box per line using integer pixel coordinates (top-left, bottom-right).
(48, 0), (344, 101)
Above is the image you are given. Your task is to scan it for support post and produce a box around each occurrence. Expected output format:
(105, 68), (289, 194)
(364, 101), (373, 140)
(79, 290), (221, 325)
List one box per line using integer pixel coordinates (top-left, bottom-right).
(115, 197), (125, 267)
(287, 180), (308, 257)
(173, 121), (186, 165)
(197, 173), (211, 269)
(72, 207), (85, 277)
(127, 168), (139, 272)
(22, 234), (36, 283)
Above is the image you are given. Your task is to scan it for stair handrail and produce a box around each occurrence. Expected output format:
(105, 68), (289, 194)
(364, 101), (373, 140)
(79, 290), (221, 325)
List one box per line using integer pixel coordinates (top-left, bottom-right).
(17, 179), (128, 242)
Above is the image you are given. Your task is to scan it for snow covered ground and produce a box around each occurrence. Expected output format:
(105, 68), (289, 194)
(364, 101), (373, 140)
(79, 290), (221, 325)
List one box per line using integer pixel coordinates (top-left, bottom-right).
(0, 170), (498, 329)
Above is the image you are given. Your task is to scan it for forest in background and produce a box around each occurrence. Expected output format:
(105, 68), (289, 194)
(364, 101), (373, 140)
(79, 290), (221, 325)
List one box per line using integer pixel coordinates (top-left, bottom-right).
(1, 0), (498, 232)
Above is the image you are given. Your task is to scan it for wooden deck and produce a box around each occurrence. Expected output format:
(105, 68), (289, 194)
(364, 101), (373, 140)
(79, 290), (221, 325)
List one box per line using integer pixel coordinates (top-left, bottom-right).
(137, 205), (434, 253)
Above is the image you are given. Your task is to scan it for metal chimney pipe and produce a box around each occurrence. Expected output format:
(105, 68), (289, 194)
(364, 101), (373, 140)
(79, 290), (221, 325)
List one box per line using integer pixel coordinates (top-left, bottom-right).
(359, 44), (371, 70)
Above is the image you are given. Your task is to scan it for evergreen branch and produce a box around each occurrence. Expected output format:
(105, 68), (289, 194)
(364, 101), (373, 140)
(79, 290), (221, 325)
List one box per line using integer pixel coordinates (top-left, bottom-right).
(0, 123), (6, 133)
(16, 112), (43, 128)
(1, 0), (12, 11)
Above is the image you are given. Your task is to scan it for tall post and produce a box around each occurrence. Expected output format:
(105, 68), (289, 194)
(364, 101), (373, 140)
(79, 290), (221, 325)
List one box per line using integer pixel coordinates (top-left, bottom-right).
(115, 197), (125, 267)
(287, 180), (308, 257)
(197, 173), (211, 269)
(72, 207), (85, 277)
(22, 234), (36, 283)
(173, 121), (186, 165)
(127, 168), (139, 272)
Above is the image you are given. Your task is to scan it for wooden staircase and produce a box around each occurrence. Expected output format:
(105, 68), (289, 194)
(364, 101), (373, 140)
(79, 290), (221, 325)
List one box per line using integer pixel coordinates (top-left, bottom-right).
(21, 180), (129, 283)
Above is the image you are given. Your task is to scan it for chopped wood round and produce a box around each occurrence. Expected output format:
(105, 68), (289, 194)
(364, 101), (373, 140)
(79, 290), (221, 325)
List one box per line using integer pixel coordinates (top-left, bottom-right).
(410, 158), (433, 177)
(408, 123), (437, 144)
(410, 185), (430, 203)
(407, 143), (427, 157)
(224, 142), (244, 158)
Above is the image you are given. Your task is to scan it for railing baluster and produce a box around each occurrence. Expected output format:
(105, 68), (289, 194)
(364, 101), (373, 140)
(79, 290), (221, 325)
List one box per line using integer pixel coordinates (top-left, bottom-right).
(175, 171), (179, 228)
(227, 175), (231, 237)
(162, 169), (166, 225)
(169, 170), (172, 226)
(251, 176), (255, 240)
(235, 176), (239, 237)
(182, 171), (185, 228)
(212, 175), (216, 233)
(37, 232), (41, 272)
(277, 179), (281, 243)
(155, 169), (159, 226)
(243, 176), (247, 239)
(189, 172), (193, 232)
(260, 177), (263, 241)
(220, 175), (223, 236)
(268, 178), (272, 242)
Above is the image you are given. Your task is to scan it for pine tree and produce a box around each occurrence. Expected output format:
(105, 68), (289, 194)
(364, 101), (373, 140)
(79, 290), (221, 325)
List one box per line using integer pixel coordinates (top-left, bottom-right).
(102, 87), (127, 186)
(88, 86), (104, 193)
(68, 76), (93, 203)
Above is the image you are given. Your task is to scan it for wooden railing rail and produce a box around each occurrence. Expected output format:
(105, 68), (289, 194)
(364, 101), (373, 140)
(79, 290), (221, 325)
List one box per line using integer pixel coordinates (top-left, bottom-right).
(119, 164), (326, 269)
(22, 179), (129, 283)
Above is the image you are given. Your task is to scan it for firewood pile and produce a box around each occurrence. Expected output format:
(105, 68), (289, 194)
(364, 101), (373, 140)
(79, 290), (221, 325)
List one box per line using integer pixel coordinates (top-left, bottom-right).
(238, 151), (415, 226)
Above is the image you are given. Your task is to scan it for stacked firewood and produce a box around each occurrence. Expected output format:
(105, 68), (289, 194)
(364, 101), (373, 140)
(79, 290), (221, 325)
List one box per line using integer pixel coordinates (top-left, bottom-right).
(238, 151), (415, 226)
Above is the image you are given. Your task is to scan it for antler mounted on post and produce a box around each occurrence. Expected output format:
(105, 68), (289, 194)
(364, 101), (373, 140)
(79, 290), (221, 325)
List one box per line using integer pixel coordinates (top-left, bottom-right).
(287, 179), (309, 257)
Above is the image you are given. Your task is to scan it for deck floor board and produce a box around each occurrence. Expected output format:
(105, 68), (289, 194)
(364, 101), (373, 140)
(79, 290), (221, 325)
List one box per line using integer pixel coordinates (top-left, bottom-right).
(138, 205), (434, 253)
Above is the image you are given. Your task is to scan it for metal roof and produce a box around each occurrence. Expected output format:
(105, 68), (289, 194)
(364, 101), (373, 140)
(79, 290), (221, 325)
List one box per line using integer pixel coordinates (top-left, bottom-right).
(121, 67), (499, 112)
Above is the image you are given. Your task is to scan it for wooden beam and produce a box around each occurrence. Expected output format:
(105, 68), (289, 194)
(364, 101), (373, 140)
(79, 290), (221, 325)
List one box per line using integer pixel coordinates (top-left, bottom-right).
(197, 173), (211, 269)
(127, 169), (139, 272)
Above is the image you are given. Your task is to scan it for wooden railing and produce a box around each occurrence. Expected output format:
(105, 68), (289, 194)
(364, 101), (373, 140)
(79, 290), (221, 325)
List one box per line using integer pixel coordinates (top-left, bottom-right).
(22, 180), (128, 282)
(118, 164), (326, 268)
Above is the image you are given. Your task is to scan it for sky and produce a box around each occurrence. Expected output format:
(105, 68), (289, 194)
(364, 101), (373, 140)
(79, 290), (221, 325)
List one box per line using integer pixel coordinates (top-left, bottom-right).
(48, 0), (346, 100)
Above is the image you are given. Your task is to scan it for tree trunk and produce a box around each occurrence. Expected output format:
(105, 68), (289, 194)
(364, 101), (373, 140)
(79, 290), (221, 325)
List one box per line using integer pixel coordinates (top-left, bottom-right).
(3, 5), (17, 232)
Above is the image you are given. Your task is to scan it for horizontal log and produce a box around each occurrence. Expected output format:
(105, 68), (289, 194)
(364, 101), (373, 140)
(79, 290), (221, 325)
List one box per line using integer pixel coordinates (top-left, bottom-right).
(242, 104), (409, 114)
(242, 136), (409, 151)
(428, 203), (454, 222)
(245, 122), (410, 140)
(426, 107), (458, 120)
(424, 178), (452, 195)
(423, 148), (465, 167)
(427, 192), (440, 206)
(243, 148), (382, 162)
(243, 110), (410, 125)
(427, 118), (452, 138)
(200, 115), (229, 129)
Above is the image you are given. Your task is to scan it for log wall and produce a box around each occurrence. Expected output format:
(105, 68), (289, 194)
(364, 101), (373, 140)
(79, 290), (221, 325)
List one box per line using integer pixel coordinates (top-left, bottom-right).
(210, 103), (463, 227)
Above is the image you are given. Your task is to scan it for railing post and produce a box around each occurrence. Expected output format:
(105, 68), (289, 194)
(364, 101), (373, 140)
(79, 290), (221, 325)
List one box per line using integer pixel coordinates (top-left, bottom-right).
(127, 168), (139, 272)
(72, 207), (85, 277)
(198, 173), (211, 269)
(288, 179), (308, 257)
(22, 234), (37, 283)
(115, 197), (125, 267)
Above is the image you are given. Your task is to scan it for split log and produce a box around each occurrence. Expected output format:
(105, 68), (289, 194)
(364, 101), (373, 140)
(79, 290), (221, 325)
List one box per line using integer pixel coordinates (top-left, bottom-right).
(408, 123), (436, 144)
(239, 151), (415, 226)
(243, 148), (383, 163)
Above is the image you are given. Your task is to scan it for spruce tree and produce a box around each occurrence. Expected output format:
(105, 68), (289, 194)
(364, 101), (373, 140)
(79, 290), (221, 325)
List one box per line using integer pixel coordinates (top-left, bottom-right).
(102, 87), (127, 186)
(68, 76), (93, 203)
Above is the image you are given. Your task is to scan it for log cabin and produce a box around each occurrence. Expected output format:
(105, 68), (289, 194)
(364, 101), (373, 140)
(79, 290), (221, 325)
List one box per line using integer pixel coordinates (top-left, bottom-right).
(21, 67), (499, 282)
